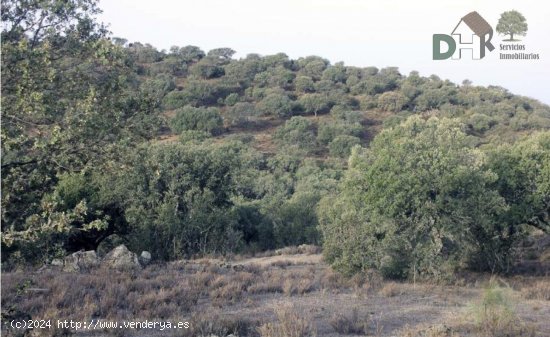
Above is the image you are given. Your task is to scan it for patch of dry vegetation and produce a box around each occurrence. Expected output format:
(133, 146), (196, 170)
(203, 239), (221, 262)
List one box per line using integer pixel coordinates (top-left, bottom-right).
(258, 304), (316, 337)
(2, 251), (549, 337)
(520, 279), (550, 301)
(462, 279), (536, 337)
(329, 308), (367, 334)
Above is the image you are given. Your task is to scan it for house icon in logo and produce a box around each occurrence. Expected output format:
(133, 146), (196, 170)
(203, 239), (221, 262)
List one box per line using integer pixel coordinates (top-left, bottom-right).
(433, 11), (495, 60)
(451, 11), (495, 59)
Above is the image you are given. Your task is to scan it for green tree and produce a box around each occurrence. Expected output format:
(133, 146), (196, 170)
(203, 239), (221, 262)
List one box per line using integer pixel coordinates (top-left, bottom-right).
(298, 93), (331, 117)
(319, 117), (513, 279)
(120, 141), (257, 259)
(328, 135), (361, 158)
(170, 106), (224, 135)
(257, 93), (293, 117)
(226, 102), (258, 127)
(496, 10), (528, 41)
(274, 117), (317, 154)
(377, 92), (409, 112)
(1, 0), (160, 258)
(317, 120), (362, 145)
(295, 76), (315, 93)
(487, 132), (550, 234)
(171, 45), (205, 63)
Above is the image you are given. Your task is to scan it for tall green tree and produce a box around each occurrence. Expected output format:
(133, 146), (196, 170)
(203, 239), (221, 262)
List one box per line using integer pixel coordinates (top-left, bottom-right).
(1, 0), (159, 258)
(319, 117), (514, 279)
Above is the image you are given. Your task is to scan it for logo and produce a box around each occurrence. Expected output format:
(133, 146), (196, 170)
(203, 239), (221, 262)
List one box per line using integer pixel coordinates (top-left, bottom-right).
(496, 10), (528, 41)
(433, 10), (539, 61)
(433, 11), (495, 60)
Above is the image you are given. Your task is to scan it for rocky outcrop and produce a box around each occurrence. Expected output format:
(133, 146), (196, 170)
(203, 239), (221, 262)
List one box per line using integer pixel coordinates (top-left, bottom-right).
(102, 244), (141, 271)
(62, 250), (100, 272)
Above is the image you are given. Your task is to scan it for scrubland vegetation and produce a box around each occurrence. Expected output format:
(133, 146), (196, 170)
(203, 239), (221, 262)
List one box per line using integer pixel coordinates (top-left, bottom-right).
(1, 0), (549, 336)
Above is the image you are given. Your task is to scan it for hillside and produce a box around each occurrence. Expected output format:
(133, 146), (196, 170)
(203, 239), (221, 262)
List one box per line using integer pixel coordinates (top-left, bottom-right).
(3, 33), (550, 267)
(2, 2), (550, 337)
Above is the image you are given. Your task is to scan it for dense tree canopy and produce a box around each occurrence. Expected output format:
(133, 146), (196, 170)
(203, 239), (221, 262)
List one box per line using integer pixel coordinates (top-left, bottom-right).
(319, 117), (548, 279)
(2, 1), (549, 274)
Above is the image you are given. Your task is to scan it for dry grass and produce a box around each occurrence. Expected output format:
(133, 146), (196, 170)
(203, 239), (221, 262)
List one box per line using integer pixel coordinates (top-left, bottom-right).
(258, 304), (316, 337)
(521, 279), (550, 301)
(329, 308), (367, 334)
(465, 280), (536, 337)
(2, 248), (550, 337)
(181, 309), (260, 337)
(399, 324), (458, 337)
(379, 282), (403, 297)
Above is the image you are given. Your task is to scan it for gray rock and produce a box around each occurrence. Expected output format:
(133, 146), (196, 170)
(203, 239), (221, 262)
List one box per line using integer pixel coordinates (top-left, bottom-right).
(63, 251), (100, 272)
(103, 245), (141, 271)
(139, 251), (152, 266)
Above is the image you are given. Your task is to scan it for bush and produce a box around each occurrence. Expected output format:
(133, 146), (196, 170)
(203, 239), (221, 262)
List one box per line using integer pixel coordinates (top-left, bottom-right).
(273, 116), (317, 153)
(298, 93), (331, 117)
(258, 304), (316, 337)
(274, 191), (321, 246)
(319, 116), (519, 279)
(257, 93), (293, 117)
(317, 121), (362, 145)
(295, 76), (315, 93)
(467, 280), (534, 337)
(179, 130), (211, 143)
(170, 106), (223, 135)
(329, 107), (363, 123)
(329, 308), (367, 334)
(162, 90), (189, 110)
(140, 74), (176, 104)
(467, 113), (497, 133)
(226, 102), (258, 127)
(328, 135), (361, 158)
(224, 92), (240, 106)
(377, 91), (408, 112)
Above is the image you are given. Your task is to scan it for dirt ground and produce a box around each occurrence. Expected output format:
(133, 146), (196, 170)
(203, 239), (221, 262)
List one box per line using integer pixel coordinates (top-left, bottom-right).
(2, 248), (549, 337)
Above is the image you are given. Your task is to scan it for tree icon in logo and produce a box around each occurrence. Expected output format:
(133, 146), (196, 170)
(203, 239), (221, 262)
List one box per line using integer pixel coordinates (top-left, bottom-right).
(496, 10), (528, 41)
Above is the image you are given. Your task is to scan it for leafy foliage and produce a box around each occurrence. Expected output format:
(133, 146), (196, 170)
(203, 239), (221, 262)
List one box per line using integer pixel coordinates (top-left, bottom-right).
(170, 106), (223, 135)
(274, 117), (317, 154)
(319, 117), (533, 279)
(2, 0), (549, 270)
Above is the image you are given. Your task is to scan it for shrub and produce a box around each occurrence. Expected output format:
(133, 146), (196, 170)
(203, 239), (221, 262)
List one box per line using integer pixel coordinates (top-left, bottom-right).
(377, 91), (408, 112)
(226, 102), (258, 127)
(467, 113), (497, 133)
(274, 192), (321, 246)
(319, 116), (518, 279)
(329, 107), (363, 123)
(298, 93), (331, 117)
(258, 304), (316, 337)
(295, 76), (315, 93)
(257, 93), (293, 117)
(467, 280), (534, 337)
(274, 116), (317, 153)
(329, 308), (367, 334)
(179, 130), (211, 143)
(225, 92), (240, 106)
(328, 135), (361, 158)
(162, 90), (189, 110)
(170, 106), (223, 135)
(140, 74), (176, 104)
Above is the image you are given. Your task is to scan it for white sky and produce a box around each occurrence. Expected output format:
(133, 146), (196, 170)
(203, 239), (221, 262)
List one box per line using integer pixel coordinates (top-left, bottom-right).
(99, 0), (549, 104)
